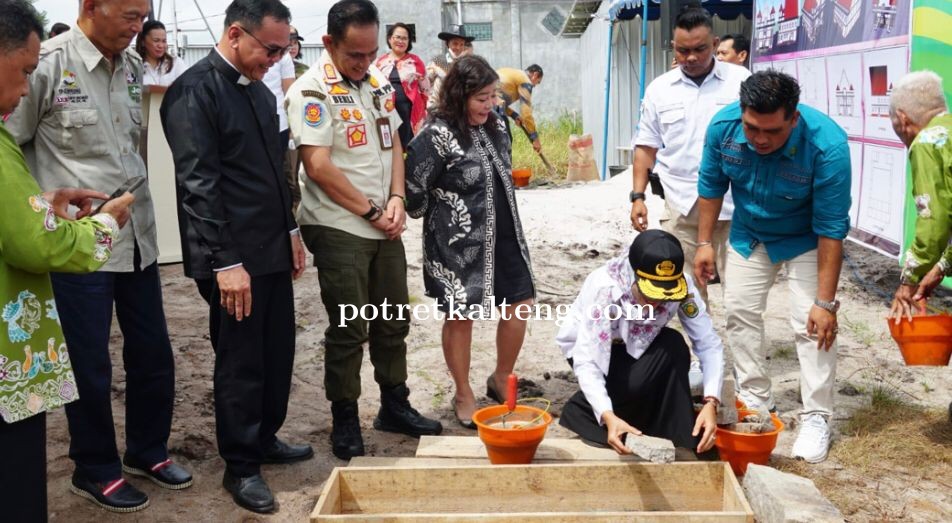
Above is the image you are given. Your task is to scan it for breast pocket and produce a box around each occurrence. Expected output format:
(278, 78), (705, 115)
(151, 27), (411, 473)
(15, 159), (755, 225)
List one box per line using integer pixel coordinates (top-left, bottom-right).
(129, 107), (143, 152)
(772, 173), (812, 211)
(658, 103), (686, 137)
(55, 109), (109, 158)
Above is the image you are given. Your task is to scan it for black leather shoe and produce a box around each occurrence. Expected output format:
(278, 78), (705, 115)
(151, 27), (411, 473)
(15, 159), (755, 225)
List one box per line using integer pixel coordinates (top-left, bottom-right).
(374, 383), (443, 437)
(123, 457), (193, 490)
(222, 472), (274, 513)
(69, 472), (149, 513)
(331, 401), (365, 460)
(263, 438), (314, 464)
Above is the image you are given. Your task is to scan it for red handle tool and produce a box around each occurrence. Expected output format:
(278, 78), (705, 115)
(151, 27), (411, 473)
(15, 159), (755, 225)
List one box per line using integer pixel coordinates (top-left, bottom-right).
(506, 373), (517, 411)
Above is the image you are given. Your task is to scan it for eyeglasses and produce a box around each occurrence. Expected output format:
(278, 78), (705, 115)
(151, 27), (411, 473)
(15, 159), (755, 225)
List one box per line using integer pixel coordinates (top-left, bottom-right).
(237, 25), (290, 58)
(391, 35), (409, 42)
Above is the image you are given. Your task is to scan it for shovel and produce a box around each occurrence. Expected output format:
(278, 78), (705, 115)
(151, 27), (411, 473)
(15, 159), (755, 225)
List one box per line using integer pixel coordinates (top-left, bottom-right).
(516, 120), (557, 177)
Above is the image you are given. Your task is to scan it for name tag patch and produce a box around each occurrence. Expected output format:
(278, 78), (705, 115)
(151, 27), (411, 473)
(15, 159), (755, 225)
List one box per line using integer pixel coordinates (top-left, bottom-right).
(720, 152), (749, 166)
(347, 124), (368, 148)
(777, 171), (810, 184)
(332, 95), (355, 105)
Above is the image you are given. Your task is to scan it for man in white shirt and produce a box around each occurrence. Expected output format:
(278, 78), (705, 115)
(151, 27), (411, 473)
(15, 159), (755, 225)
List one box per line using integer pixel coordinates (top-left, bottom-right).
(263, 52), (298, 210)
(556, 230), (724, 455)
(629, 7), (750, 303)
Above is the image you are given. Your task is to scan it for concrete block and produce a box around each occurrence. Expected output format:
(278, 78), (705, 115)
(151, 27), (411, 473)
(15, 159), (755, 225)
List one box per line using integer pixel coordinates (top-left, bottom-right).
(624, 434), (676, 464)
(742, 464), (844, 523)
(718, 377), (738, 425)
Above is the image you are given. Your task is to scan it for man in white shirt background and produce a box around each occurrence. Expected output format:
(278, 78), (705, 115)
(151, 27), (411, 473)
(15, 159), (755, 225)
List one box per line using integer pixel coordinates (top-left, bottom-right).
(629, 7), (750, 303)
(263, 51), (298, 210)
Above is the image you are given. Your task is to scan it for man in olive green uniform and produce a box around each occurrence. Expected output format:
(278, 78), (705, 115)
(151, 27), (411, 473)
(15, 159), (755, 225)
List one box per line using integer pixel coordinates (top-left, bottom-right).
(286, 0), (441, 461)
(888, 71), (952, 320)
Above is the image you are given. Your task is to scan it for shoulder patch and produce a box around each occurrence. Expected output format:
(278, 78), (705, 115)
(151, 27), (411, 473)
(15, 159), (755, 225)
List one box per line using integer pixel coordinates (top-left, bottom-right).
(301, 89), (326, 100)
(304, 102), (325, 128)
(680, 300), (699, 318)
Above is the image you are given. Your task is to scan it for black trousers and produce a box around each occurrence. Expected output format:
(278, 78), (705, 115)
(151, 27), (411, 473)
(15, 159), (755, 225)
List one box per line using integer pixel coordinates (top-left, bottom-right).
(0, 414), (46, 522)
(51, 247), (175, 482)
(196, 272), (295, 476)
(560, 327), (700, 451)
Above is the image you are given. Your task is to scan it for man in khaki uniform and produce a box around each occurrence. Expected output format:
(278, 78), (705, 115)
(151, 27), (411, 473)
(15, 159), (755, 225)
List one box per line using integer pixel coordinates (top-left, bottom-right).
(6, 0), (188, 512)
(286, 0), (442, 461)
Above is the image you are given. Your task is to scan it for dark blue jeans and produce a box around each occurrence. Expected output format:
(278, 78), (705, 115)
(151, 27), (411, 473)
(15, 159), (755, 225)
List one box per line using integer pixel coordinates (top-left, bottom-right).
(51, 260), (175, 482)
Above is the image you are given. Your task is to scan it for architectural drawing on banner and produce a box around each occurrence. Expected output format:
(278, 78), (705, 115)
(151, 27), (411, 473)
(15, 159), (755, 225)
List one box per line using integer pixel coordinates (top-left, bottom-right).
(835, 69), (857, 117)
(752, 59), (798, 79)
(868, 65), (891, 117)
(872, 0), (899, 32)
(776, 0), (801, 46)
(797, 58), (828, 112)
(856, 143), (906, 253)
(801, 0), (826, 43)
(833, 0), (863, 38)
(863, 46), (908, 140)
(755, 3), (781, 51)
(825, 53), (863, 136)
(847, 141), (862, 226)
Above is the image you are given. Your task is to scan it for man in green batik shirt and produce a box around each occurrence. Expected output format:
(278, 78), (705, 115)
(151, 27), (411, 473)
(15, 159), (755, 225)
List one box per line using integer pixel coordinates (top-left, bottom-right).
(888, 71), (952, 322)
(0, 2), (134, 520)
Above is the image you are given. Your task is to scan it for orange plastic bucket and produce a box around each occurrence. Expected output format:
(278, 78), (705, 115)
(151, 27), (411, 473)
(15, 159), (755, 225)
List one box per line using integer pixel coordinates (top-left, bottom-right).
(512, 168), (531, 187)
(714, 409), (784, 476)
(887, 314), (952, 366)
(472, 404), (552, 464)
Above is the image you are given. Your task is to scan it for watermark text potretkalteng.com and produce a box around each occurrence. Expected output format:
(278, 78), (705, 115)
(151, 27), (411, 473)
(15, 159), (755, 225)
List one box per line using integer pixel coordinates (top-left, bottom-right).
(338, 297), (656, 327)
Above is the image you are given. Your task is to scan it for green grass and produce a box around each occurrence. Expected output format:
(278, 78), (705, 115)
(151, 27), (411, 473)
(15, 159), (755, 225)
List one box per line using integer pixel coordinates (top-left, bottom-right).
(511, 112), (583, 183)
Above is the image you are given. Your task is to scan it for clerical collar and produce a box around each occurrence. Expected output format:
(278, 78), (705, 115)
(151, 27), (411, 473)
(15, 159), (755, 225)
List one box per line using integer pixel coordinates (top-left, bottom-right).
(214, 46), (252, 86)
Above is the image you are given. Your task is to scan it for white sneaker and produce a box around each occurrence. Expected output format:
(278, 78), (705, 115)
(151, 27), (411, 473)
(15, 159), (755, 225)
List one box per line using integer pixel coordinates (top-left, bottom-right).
(737, 389), (776, 413)
(791, 414), (831, 463)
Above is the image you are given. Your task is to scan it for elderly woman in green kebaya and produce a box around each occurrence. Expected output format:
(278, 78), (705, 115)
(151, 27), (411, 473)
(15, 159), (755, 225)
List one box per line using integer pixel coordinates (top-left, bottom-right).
(0, 1), (134, 520)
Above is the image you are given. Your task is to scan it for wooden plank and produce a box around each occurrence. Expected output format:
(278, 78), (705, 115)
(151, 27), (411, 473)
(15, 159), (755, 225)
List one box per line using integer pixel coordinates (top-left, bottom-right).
(415, 436), (642, 462)
(316, 511), (751, 522)
(722, 465), (755, 522)
(327, 462), (734, 515)
(348, 456), (486, 467)
(310, 467), (342, 520)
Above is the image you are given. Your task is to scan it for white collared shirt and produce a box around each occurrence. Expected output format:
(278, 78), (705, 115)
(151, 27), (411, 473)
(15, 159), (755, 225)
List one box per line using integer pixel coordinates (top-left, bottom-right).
(263, 54), (296, 132)
(143, 56), (187, 87)
(634, 60), (750, 220)
(555, 256), (725, 425)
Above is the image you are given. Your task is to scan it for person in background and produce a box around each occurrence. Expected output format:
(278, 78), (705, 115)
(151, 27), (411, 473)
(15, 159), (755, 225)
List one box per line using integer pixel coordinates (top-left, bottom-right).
(405, 55), (535, 429)
(135, 20), (186, 94)
(0, 3), (133, 521)
(695, 70), (851, 464)
(49, 22), (70, 38)
(557, 231), (723, 456)
(888, 70), (951, 319)
(495, 64), (544, 152)
(289, 25), (308, 78)
(161, 0), (310, 513)
(286, 0), (443, 461)
(630, 7), (750, 305)
(375, 22), (428, 149)
(716, 33), (749, 67)
(462, 39), (473, 56)
(6, 0), (189, 512)
(426, 24), (473, 112)
(262, 35), (298, 212)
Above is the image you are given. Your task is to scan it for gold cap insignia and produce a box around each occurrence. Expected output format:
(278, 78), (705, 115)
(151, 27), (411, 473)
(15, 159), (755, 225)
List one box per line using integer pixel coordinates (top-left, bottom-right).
(656, 260), (676, 277)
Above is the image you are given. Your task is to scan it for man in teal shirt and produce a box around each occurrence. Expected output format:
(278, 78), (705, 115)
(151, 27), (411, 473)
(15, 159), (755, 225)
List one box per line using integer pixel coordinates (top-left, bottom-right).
(695, 71), (851, 464)
(887, 71), (951, 321)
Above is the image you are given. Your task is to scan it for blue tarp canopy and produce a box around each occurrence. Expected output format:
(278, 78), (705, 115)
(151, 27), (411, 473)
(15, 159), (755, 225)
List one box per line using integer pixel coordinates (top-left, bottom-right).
(608, 0), (753, 21)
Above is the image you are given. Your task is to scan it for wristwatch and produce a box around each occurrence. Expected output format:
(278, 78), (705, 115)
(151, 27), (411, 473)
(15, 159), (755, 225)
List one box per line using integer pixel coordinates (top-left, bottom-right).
(629, 191), (646, 202)
(813, 298), (840, 314)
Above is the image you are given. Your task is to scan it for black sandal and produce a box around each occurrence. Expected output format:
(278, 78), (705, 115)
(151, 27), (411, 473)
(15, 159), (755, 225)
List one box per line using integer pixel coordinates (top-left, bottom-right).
(486, 375), (503, 404)
(452, 398), (477, 430)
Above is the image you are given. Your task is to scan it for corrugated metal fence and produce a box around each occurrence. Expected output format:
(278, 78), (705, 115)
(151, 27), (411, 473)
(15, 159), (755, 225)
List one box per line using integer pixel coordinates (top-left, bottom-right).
(579, 4), (750, 170)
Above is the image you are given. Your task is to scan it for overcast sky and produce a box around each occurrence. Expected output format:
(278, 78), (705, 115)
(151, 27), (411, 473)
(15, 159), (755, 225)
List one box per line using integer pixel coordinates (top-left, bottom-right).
(34, 0), (336, 44)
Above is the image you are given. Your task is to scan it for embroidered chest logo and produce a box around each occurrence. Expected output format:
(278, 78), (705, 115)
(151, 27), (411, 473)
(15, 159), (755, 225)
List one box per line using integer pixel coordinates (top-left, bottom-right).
(347, 124), (368, 148)
(352, 109), (363, 121)
(340, 108), (351, 121)
(328, 84), (349, 95)
(56, 69), (87, 106)
(369, 75), (380, 88)
(384, 96), (395, 113)
(125, 67), (142, 103)
(304, 102), (324, 127)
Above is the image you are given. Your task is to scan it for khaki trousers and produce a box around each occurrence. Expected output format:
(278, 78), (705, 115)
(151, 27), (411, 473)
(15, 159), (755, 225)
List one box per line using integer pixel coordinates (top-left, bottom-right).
(723, 245), (837, 419)
(659, 201), (730, 305)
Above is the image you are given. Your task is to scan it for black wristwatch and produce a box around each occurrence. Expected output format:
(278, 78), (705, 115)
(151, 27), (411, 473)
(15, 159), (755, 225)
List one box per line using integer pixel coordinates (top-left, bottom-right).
(629, 191), (646, 202)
